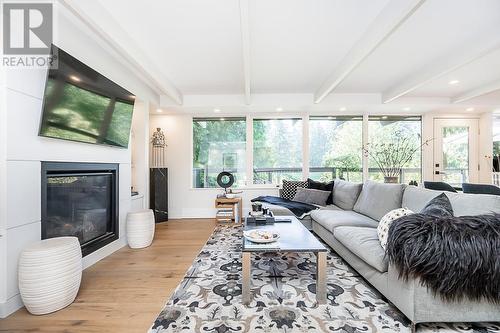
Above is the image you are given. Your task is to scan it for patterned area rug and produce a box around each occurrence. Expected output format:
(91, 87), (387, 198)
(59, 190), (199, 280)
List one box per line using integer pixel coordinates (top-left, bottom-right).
(149, 225), (500, 333)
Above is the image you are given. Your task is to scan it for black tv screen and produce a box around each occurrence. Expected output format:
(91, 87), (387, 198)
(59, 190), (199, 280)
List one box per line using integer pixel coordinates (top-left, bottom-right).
(39, 45), (135, 148)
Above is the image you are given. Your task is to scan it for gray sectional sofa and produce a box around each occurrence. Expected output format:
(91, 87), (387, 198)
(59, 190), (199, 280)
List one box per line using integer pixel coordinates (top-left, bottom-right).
(261, 180), (500, 327)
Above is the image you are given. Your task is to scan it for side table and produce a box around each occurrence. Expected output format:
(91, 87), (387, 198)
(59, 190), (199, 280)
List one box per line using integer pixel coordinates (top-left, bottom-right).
(215, 197), (242, 223)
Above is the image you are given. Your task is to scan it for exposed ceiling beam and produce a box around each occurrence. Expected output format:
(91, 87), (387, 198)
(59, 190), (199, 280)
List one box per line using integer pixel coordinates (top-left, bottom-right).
(59, 0), (183, 105)
(239, 0), (251, 105)
(382, 40), (500, 103)
(314, 0), (426, 104)
(451, 79), (500, 104)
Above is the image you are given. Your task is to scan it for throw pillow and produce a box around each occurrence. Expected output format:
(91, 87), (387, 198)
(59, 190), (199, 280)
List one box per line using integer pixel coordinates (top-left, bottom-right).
(332, 179), (363, 210)
(420, 193), (454, 217)
(293, 188), (331, 206)
(307, 178), (334, 205)
(378, 208), (414, 250)
(281, 180), (308, 200)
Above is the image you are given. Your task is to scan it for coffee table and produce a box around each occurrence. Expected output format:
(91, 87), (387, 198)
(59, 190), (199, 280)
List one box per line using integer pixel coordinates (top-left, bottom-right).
(242, 215), (328, 304)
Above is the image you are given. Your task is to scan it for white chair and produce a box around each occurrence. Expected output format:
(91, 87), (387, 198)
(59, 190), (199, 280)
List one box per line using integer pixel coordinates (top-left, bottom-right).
(127, 209), (155, 248)
(18, 236), (82, 315)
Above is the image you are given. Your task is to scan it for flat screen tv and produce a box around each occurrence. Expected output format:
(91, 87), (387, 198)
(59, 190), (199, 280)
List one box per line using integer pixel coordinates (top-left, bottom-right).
(39, 45), (135, 148)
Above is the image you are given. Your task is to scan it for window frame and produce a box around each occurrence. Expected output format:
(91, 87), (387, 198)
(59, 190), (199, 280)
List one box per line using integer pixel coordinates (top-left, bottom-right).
(190, 114), (424, 189)
(191, 116), (247, 189)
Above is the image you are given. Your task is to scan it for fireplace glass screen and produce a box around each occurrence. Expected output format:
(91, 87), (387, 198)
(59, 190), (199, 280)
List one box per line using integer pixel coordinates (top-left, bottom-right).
(45, 174), (112, 244)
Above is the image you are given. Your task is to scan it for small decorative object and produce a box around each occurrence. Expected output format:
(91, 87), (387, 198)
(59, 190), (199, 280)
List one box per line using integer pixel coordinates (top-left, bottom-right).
(251, 202), (263, 214)
(364, 132), (432, 183)
(151, 128), (167, 168)
(127, 209), (155, 248)
(18, 237), (82, 315)
(216, 171), (234, 195)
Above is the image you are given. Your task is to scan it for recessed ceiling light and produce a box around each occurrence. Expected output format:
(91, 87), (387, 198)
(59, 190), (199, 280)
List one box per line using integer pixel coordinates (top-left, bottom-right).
(403, 107), (411, 111)
(276, 107), (283, 112)
(449, 80), (460, 85)
(220, 117), (225, 121)
(339, 107), (347, 112)
(382, 116), (388, 119)
(466, 107), (475, 112)
(69, 75), (81, 82)
(156, 108), (162, 113)
(213, 108), (221, 113)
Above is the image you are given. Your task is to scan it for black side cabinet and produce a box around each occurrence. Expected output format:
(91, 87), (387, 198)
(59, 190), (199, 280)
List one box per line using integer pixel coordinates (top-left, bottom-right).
(150, 168), (168, 223)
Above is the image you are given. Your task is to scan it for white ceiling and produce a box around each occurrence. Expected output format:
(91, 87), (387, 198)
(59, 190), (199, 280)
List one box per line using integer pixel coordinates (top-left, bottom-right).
(65, 0), (500, 115)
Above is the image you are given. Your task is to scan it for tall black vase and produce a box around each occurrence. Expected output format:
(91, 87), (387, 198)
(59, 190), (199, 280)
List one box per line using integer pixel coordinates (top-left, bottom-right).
(150, 168), (168, 223)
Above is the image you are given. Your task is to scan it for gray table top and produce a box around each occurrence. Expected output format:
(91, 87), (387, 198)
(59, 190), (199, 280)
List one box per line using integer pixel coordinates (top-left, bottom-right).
(242, 215), (327, 252)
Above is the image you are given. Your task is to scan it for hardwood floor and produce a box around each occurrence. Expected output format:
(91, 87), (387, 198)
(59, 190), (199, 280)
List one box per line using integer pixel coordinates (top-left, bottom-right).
(0, 219), (217, 333)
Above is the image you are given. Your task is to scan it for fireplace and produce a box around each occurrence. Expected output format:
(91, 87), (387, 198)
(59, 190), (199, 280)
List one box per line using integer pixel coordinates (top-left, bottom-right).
(41, 162), (119, 256)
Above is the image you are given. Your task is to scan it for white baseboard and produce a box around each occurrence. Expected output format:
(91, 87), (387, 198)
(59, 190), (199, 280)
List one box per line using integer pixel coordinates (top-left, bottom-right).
(0, 294), (23, 318)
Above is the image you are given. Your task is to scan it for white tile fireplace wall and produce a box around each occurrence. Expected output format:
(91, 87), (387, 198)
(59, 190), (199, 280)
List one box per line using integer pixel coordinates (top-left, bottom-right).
(0, 6), (158, 318)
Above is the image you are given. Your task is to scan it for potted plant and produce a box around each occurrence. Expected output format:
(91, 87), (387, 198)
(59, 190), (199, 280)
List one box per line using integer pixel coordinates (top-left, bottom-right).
(364, 131), (432, 183)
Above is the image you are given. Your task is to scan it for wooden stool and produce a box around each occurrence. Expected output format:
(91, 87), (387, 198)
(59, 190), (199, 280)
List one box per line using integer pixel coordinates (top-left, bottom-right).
(18, 237), (82, 315)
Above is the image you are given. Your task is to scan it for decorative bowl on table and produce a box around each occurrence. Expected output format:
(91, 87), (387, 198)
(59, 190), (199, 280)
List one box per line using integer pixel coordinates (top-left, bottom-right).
(243, 229), (280, 243)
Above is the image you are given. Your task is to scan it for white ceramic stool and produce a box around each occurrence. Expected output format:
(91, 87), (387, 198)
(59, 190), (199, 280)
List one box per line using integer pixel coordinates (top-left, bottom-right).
(18, 236), (82, 315)
(127, 209), (155, 248)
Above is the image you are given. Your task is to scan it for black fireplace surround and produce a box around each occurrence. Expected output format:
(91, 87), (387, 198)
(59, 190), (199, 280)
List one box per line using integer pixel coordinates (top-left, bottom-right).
(41, 162), (119, 256)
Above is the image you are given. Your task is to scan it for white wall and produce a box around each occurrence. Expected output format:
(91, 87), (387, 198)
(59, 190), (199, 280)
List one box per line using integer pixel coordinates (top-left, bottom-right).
(131, 100), (150, 209)
(149, 114), (278, 219)
(0, 6), (157, 318)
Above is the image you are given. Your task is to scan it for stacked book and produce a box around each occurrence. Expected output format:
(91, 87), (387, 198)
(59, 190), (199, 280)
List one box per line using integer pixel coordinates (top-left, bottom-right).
(216, 207), (234, 222)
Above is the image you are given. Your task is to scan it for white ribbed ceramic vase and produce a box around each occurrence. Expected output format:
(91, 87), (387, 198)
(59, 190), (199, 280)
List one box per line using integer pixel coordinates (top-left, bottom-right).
(127, 209), (155, 249)
(18, 236), (82, 315)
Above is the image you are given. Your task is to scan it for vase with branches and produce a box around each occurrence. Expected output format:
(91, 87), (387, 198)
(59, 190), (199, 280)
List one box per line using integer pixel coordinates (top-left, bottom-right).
(364, 131), (432, 183)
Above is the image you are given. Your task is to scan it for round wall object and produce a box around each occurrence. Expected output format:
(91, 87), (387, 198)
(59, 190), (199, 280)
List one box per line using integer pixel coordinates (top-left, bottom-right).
(18, 236), (82, 315)
(127, 209), (155, 249)
(216, 171), (234, 189)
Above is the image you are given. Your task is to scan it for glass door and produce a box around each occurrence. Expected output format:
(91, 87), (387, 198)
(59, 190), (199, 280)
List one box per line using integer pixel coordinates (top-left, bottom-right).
(433, 119), (479, 187)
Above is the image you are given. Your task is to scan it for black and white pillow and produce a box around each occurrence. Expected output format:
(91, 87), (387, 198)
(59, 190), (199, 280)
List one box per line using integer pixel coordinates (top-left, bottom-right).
(377, 208), (414, 250)
(281, 180), (308, 200)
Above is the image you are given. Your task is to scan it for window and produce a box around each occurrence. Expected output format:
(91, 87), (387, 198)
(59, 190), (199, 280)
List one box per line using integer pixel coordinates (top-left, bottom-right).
(192, 118), (246, 188)
(309, 116), (363, 182)
(367, 116), (422, 183)
(253, 118), (302, 184)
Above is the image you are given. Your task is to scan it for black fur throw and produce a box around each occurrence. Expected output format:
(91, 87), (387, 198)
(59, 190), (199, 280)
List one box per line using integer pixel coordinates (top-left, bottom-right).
(386, 213), (500, 303)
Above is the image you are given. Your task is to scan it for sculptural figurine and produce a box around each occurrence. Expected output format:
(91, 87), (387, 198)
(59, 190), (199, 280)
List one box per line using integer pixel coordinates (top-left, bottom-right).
(151, 128), (166, 148)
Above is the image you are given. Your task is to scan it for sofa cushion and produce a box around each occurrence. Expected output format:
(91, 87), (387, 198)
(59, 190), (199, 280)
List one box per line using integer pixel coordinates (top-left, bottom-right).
(293, 188), (330, 206)
(420, 193), (453, 217)
(334, 226), (388, 273)
(311, 209), (378, 233)
(403, 186), (500, 216)
(353, 180), (405, 221)
(281, 180), (308, 200)
(402, 186), (441, 212)
(332, 179), (363, 210)
(307, 178), (334, 204)
(377, 208), (414, 250)
(448, 192), (500, 216)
